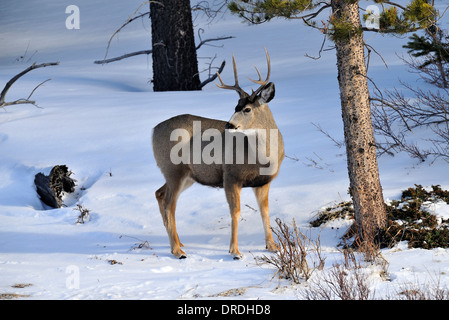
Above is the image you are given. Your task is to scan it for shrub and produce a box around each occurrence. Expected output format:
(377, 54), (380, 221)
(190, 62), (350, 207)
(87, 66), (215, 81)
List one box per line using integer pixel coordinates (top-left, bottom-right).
(258, 218), (325, 283)
(311, 185), (449, 250)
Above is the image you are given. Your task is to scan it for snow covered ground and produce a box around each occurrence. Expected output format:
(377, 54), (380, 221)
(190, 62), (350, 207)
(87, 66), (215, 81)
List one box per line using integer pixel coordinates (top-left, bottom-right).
(1, 0), (449, 301)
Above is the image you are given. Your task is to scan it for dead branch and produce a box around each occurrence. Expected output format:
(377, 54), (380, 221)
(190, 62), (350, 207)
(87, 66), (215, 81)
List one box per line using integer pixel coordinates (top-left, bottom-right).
(371, 84), (449, 163)
(0, 62), (59, 108)
(305, 34), (328, 60)
(196, 29), (235, 50)
(94, 34), (234, 65)
(95, 1), (164, 65)
(312, 122), (344, 148)
(94, 49), (153, 64)
(199, 59), (225, 89)
(191, 0), (228, 23)
(196, 35), (235, 50)
(94, 8), (234, 66)
(95, 11), (151, 65)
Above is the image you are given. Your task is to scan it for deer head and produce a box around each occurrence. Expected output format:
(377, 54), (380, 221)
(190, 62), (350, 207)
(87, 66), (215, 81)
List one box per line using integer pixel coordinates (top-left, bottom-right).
(216, 48), (275, 131)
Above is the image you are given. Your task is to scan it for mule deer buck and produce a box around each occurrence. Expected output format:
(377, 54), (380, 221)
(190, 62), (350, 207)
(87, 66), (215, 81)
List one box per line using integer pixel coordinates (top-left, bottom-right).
(152, 49), (284, 259)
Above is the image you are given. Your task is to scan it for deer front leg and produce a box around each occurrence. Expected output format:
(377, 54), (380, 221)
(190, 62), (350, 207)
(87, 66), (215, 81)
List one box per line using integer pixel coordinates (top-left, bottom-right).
(253, 183), (278, 252)
(224, 180), (242, 259)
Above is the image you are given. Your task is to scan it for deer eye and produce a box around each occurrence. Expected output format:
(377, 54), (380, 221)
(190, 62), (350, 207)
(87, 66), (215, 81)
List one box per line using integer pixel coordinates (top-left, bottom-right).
(243, 107), (251, 113)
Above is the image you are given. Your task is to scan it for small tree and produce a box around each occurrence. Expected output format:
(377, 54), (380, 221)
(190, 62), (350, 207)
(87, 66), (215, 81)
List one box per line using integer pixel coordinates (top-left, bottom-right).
(228, 0), (439, 247)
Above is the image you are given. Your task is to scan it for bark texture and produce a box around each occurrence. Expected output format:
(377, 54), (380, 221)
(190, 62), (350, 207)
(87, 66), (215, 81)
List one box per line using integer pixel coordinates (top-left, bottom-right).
(34, 165), (76, 208)
(332, 0), (387, 241)
(150, 0), (201, 91)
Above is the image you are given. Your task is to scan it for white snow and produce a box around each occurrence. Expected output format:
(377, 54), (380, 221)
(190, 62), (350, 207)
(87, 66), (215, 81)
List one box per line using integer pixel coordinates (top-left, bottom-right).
(2, 0), (449, 300)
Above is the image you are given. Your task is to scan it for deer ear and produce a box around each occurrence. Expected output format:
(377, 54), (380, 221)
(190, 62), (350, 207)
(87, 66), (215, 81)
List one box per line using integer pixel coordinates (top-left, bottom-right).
(259, 82), (275, 103)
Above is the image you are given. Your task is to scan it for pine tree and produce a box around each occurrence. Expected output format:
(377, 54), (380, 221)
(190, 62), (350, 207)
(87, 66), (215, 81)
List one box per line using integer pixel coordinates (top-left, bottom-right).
(228, 0), (439, 247)
(403, 26), (449, 88)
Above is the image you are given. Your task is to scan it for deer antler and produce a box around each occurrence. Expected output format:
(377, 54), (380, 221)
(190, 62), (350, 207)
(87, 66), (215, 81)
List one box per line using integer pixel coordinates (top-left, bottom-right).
(248, 47), (271, 101)
(216, 54), (249, 98)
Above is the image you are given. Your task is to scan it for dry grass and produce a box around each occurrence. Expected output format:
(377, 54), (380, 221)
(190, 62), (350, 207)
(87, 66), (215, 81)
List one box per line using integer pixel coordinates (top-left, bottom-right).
(0, 293), (30, 300)
(258, 218), (325, 284)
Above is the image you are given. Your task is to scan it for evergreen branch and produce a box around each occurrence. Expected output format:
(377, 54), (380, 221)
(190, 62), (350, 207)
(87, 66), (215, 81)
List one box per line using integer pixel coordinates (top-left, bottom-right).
(228, 0), (330, 25)
(382, 1), (408, 11)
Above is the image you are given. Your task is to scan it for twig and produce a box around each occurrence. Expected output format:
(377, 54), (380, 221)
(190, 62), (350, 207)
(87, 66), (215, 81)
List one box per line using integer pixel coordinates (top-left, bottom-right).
(364, 43), (389, 70)
(312, 122), (344, 148)
(196, 29), (235, 50)
(305, 34), (327, 60)
(199, 59), (225, 88)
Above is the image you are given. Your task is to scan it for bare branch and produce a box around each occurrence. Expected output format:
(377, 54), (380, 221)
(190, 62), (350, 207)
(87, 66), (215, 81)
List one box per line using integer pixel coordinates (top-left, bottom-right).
(305, 34), (327, 60)
(94, 50), (153, 64)
(98, 12), (150, 65)
(371, 83), (449, 163)
(0, 62), (59, 108)
(196, 29), (235, 50)
(191, 0), (229, 23)
(364, 43), (389, 70)
(94, 31), (234, 65)
(312, 122), (344, 148)
(96, 1), (164, 65)
(199, 59), (226, 89)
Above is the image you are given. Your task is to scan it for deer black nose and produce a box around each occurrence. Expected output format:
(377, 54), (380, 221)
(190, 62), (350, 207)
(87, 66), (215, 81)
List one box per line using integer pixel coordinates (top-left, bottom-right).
(225, 122), (235, 129)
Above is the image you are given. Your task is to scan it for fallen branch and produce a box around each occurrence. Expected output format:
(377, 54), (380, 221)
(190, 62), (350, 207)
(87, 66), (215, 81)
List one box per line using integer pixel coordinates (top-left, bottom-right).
(0, 62), (59, 108)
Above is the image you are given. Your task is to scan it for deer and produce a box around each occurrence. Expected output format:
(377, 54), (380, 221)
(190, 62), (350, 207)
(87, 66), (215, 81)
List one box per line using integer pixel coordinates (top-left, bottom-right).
(152, 49), (284, 259)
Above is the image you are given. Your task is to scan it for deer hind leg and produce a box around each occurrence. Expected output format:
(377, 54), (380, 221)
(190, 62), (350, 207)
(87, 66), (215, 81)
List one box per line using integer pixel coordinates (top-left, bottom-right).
(224, 180), (242, 259)
(155, 176), (194, 259)
(253, 183), (278, 252)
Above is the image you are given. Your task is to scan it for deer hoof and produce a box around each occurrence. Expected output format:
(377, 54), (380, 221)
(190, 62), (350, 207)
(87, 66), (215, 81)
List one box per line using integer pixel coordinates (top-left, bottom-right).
(266, 242), (279, 253)
(172, 248), (187, 259)
(231, 252), (243, 260)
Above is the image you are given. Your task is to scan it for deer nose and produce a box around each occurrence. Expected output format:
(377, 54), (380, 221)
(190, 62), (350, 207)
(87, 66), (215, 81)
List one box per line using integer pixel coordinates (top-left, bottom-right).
(225, 122), (236, 130)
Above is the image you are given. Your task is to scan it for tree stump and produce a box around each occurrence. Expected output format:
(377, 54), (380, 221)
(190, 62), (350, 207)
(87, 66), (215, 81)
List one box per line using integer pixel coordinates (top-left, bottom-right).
(34, 165), (76, 208)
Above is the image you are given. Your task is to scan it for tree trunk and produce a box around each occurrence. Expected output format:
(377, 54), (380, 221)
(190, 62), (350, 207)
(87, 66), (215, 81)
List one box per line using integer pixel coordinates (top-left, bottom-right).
(332, 0), (387, 243)
(150, 0), (201, 91)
